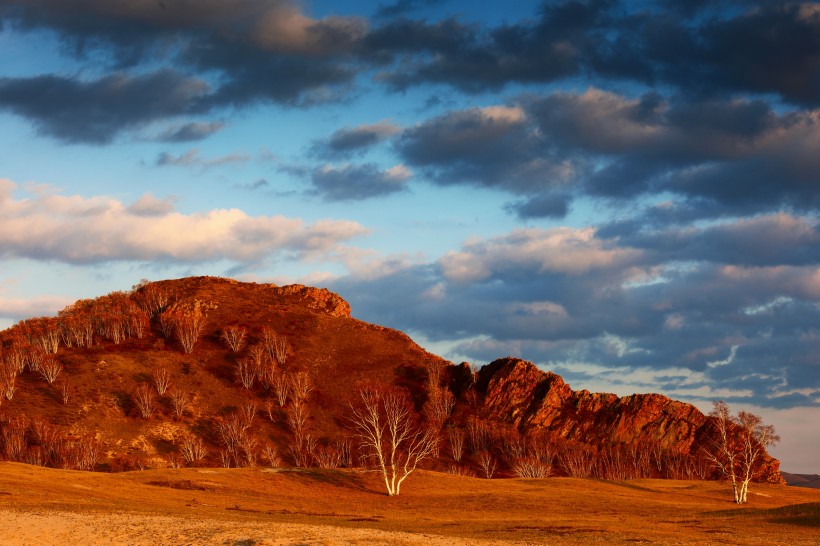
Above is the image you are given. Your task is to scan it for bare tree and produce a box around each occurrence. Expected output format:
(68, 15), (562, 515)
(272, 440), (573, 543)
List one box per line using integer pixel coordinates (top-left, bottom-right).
(58, 380), (71, 405)
(216, 412), (253, 467)
(313, 443), (342, 468)
(703, 401), (779, 504)
(424, 386), (455, 425)
(158, 311), (175, 339)
(512, 457), (551, 478)
(261, 326), (290, 366)
(559, 441), (595, 478)
(346, 385), (439, 496)
(465, 416), (491, 454)
(477, 451), (497, 479)
(273, 372), (290, 407)
(447, 427), (465, 463)
(133, 383), (157, 418)
(39, 356), (63, 385)
(263, 444), (282, 468)
(169, 388), (193, 417)
(165, 300), (213, 354)
(133, 281), (173, 318)
(235, 358), (256, 390)
(289, 371), (313, 402)
(151, 365), (172, 396)
(221, 324), (247, 353)
(1, 359), (17, 401)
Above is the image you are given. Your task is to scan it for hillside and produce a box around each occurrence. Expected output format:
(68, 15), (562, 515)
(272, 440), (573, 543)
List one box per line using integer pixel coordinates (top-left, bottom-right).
(0, 276), (782, 483)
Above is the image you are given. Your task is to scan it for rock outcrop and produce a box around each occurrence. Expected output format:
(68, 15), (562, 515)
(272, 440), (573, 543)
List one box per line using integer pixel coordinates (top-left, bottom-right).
(475, 357), (783, 483)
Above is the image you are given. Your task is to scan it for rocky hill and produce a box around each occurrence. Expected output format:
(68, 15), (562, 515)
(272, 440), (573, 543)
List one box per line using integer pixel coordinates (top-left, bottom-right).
(0, 277), (782, 483)
(461, 357), (782, 483)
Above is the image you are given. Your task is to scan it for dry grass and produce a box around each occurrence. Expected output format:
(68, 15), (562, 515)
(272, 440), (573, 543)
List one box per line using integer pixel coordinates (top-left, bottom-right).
(0, 462), (817, 545)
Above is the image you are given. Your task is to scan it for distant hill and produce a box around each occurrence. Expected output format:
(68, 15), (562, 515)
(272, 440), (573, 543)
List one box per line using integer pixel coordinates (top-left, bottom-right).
(782, 472), (820, 489)
(0, 276), (782, 482)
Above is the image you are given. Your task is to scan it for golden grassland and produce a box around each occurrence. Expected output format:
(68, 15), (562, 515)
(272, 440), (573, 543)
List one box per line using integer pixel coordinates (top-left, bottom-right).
(0, 462), (817, 545)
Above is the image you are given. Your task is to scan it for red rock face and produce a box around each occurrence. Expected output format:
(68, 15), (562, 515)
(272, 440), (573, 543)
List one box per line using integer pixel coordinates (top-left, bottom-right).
(475, 357), (783, 483)
(273, 284), (352, 317)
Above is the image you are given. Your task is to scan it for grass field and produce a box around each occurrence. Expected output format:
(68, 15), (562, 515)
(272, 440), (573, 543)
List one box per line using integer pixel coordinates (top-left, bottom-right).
(0, 462), (817, 544)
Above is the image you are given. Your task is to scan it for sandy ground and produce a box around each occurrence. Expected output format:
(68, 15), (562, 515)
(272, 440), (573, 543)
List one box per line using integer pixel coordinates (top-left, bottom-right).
(0, 508), (521, 546)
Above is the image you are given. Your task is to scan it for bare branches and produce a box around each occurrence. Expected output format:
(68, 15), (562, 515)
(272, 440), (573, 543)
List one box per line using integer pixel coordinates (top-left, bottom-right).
(477, 451), (497, 479)
(289, 371), (313, 402)
(39, 356), (63, 385)
(273, 372), (290, 407)
(447, 427), (465, 463)
(221, 325), (247, 353)
(133, 383), (157, 418)
(162, 300), (214, 354)
(151, 365), (172, 396)
(261, 326), (290, 366)
(235, 358), (256, 390)
(169, 388), (193, 417)
(346, 385), (438, 496)
(179, 435), (207, 466)
(133, 281), (174, 318)
(704, 401), (780, 504)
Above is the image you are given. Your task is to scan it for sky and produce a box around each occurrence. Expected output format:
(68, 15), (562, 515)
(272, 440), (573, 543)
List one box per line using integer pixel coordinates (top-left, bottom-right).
(0, 0), (818, 473)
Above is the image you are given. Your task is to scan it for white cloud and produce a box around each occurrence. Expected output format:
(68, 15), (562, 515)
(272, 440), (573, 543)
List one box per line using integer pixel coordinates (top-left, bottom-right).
(0, 179), (368, 265)
(0, 294), (73, 322)
(439, 227), (642, 283)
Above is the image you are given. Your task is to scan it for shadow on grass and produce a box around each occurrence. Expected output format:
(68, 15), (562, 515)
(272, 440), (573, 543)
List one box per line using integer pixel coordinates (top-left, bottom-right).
(703, 502), (820, 527)
(285, 469), (381, 495)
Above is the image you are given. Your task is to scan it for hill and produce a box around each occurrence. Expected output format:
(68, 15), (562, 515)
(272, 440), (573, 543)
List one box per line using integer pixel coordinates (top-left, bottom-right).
(0, 276), (782, 483)
(782, 472), (820, 489)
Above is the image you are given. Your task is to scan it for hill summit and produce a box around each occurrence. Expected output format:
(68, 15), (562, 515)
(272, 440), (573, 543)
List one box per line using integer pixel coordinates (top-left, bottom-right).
(0, 276), (782, 482)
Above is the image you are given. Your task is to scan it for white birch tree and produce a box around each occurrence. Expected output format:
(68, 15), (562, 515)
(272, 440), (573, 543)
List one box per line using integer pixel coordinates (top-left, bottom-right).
(347, 385), (438, 496)
(704, 400), (780, 504)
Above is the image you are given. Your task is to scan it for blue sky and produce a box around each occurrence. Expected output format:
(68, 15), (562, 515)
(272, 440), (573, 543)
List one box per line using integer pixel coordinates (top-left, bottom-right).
(0, 0), (818, 472)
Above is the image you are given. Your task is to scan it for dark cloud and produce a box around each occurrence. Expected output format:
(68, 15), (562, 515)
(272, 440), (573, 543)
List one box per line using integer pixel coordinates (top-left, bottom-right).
(157, 120), (224, 142)
(312, 121), (400, 156)
(234, 179), (270, 191)
(309, 163), (410, 201)
(0, 69), (208, 143)
(365, 1), (820, 107)
(395, 105), (579, 197)
(3, 1), (818, 146)
(653, 3), (820, 107)
(0, 0), (366, 138)
(375, 0), (448, 19)
(155, 148), (251, 168)
(366, 9), (589, 92)
(506, 193), (571, 219)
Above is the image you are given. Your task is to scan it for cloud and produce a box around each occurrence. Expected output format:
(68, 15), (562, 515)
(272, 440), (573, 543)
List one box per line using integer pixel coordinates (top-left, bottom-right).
(155, 148), (251, 168)
(234, 179), (270, 191)
(0, 178), (368, 264)
(126, 194), (176, 217)
(621, 214), (820, 267)
(309, 163), (411, 201)
(0, 294), (74, 322)
(366, 1), (820, 107)
(375, 0), (447, 19)
(0, 0), (367, 139)
(0, 69), (209, 144)
(389, 89), (820, 218)
(327, 219), (820, 408)
(157, 121), (225, 142)
(314, 120), (401, 156)
(395, 104), (578, 197)
(438, 227), (642, 283)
